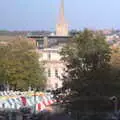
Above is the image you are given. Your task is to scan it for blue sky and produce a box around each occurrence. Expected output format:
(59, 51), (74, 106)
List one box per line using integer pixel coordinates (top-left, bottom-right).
(0, 0), (120, 31)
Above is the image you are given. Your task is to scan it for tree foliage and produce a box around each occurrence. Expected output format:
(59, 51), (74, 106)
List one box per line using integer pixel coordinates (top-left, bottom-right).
(110, 47), (120, 69)
(0, 37), (46, 90)
(60, 29), (120, 96)
(109, 47), (120, 88)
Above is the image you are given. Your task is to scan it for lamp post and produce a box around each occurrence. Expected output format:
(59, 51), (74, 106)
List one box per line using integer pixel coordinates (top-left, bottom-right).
(34, 88), (37, 114)
(110, 96), (118, 113)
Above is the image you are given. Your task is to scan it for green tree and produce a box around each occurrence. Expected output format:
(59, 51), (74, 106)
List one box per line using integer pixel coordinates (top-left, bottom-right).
(110, 47), (120, 69)
(109, 47), (120, 92)
(0, 37), (46, 90)
(60, 29), (114, 96)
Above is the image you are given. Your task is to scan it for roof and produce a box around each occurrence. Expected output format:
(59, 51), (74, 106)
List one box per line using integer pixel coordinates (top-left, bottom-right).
(27, 35), (71, 39)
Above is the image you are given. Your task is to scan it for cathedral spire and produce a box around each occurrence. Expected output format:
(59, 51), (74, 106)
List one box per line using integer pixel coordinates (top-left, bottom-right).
(56, 0), (68, 36)
(59, 0), (64, 23)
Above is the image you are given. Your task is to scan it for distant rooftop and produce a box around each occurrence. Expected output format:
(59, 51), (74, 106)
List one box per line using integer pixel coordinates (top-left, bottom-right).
(27, 34), (71, 38)
(0, 36), (17, 41)
(0, 30), (51, 37)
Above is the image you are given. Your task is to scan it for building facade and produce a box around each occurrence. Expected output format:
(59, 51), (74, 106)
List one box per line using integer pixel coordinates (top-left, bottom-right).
(39, 46), (64, 89)
(28, 35), (70, 90)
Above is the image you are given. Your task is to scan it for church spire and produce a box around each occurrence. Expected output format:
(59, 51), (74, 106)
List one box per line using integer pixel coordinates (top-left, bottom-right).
(59, 0), (65, 23)
(56, 0), (68, 36)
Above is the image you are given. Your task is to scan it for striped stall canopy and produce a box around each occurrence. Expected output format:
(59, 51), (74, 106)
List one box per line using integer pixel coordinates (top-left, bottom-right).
(36, 101), (46, 112)
(0, 91), (57, 112)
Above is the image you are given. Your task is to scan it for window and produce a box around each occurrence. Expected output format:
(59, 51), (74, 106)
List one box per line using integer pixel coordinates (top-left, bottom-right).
(55, 69), (58, 77)
(63, 68), (66, 72)
(48, 68), (51, 77)
(48, 52), (51, 60)
(55, 83), (58, 88)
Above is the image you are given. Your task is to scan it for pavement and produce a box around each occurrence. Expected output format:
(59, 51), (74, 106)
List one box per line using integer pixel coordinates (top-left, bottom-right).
(31, 104), (73, 120)
(32, 112), (73, 120)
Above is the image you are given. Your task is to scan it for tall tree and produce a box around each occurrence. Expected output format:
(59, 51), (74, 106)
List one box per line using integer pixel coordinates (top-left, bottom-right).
(0, 37), (46, 90)
(60, 29), (114, 96)
(110, 47), (120, 69)
(109, 47), (120, 90)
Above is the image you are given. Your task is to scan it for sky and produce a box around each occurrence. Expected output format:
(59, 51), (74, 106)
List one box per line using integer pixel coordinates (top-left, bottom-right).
(0, 0), (120, 31)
